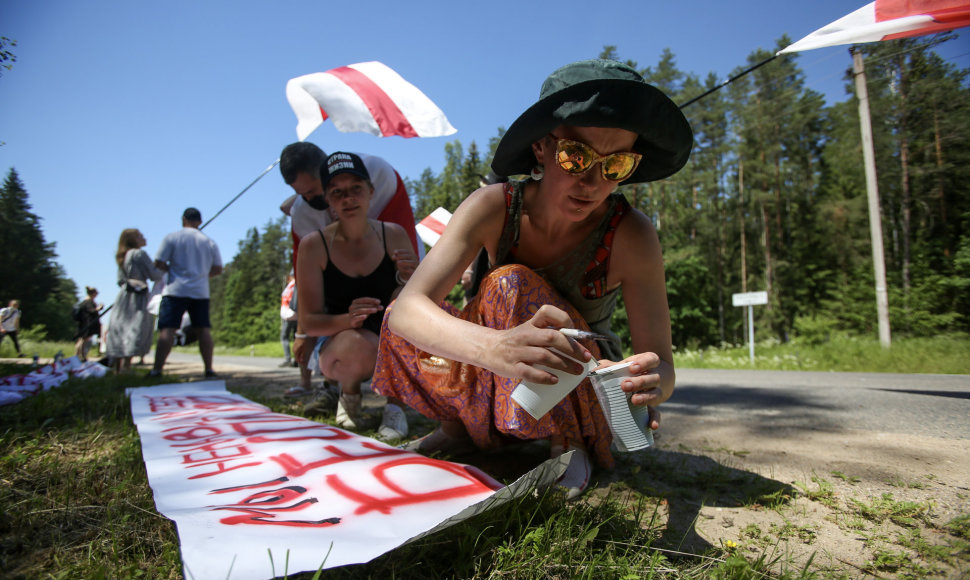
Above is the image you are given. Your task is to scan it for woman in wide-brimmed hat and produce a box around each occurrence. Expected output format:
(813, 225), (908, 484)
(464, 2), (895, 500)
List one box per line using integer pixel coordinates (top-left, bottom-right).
(372, 59), (693, 498)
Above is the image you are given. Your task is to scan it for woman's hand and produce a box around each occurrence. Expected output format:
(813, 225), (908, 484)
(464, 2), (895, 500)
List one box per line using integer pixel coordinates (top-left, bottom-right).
(594, 352), (667, 429)
(391, 249), (417, 283)
(486, 305), (592, 384)
(347, 297), (383, 328)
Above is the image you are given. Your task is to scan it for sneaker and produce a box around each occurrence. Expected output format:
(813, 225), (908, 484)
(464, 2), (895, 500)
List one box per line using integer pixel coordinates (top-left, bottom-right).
(377, 404), (408, 441)
(284, 385), (310, 396)
(278, 360), (293, 368)
(148, 369), (162, 377)
(204, 370), (219, 378)
(304, 388), (339, 416)
(335, 393), (362, 429)
(555, 448), (592, 501)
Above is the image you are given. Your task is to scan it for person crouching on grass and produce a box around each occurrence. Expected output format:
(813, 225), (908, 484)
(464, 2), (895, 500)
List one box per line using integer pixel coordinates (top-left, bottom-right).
(370, 59), (693, 499)
(296, 152), (418, 440)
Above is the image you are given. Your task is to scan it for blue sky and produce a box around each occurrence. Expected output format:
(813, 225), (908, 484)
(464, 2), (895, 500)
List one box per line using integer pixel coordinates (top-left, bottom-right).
(1, 1), (967, 311)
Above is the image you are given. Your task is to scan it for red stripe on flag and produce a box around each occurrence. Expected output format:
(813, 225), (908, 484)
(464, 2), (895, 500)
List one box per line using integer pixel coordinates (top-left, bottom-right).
(327, 66), (419, 138)
(318, 106), (329, 123)
(875, 0), (968, 21)
(876, 0), (970, 40)
(419, 216), (447, 236)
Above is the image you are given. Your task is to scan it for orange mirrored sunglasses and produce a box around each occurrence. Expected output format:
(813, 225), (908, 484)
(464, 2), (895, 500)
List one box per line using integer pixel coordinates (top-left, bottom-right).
(550, 135), (642, 182)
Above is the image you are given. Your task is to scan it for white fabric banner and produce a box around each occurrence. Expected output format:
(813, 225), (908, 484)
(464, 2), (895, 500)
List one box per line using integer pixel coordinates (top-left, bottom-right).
(0, 356), (108, 406)
(128, 381), (567, 579)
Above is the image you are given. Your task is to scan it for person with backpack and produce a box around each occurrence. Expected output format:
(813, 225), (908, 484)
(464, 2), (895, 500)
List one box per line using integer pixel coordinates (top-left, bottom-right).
(73, 286), (103, 361)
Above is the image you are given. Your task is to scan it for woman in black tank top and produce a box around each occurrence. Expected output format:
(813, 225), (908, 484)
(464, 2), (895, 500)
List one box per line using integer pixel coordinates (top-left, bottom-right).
(295, 152), (418, 436)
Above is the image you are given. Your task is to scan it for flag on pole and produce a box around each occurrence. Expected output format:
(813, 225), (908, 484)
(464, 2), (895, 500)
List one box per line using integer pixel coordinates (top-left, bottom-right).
(779, 0), (970, 53)
(286, 61), (457, 141)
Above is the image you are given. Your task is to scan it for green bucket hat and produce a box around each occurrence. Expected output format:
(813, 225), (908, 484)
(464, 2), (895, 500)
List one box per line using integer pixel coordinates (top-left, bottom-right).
(491, 59), (693, 184)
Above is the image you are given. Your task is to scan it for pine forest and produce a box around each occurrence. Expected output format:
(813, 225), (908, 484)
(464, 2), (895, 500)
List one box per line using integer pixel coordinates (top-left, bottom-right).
(2, 36), (968, 352)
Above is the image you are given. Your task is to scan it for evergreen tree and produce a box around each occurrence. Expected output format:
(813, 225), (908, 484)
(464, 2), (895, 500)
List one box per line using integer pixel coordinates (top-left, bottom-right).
(0, 168), (78, 339)
(209, 217), (291, 346)
(727, 39), (827, 340)
(0, 36), (15, 77)
(852, 35), (970, 333)
(685, 70), (733, 343)
(401, 39), (970, 349)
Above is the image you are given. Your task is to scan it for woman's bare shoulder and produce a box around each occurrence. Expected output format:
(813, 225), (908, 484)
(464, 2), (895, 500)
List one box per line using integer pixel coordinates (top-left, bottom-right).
(616, 206), (658, 244)
(298, 228), (326, 250)
(612, 206), (663, 276)
(381, 221), (413, 248)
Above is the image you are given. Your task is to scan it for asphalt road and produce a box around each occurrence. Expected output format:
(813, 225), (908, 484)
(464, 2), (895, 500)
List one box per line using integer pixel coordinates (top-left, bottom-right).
(169, 352), (970, 441)
(661, 368), (970, 441)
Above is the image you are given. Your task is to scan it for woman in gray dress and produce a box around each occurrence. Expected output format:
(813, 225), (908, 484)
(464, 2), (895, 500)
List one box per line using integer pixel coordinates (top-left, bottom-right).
(106, 228), (162, 373)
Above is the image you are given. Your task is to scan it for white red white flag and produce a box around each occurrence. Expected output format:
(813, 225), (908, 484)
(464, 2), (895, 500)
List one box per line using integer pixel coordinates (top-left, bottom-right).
(779, 0), (970, 53)
(415, 207), (452, 248)
(286, 61), (457, 141)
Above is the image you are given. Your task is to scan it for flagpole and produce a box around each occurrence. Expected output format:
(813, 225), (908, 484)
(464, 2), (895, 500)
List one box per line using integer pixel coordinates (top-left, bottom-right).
(851, 48), (892, 348)
(200, 159), (281, 231)
(678, 54), (779, 109)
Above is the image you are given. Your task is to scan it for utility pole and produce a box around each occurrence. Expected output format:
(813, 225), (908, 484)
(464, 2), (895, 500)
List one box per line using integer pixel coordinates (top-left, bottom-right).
(852, 48), (892, 348)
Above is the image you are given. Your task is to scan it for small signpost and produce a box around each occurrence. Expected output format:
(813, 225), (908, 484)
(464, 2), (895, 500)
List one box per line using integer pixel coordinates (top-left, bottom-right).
(732, 291), (768, 363)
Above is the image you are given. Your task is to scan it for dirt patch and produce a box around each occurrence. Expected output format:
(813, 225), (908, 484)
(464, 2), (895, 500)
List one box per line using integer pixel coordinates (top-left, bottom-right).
(619, 419), (970, 577)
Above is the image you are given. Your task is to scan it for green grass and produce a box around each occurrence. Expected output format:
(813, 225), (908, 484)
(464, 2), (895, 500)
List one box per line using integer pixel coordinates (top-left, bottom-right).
(673, 334), (970, 374)
(0, 360), (820, 579)
(0, 364), (182, 579)
(2, 330), (969, 578)
(10, 333), (969, 375)
(197, 333), (970, 374)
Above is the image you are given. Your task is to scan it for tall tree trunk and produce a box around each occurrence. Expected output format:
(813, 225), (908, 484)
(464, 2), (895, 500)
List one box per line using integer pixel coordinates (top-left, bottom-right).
(775, 154), (783, 248)
(738, 158), (748, 343)
(761, 201), (772, 297)
(739, 159), (747, 293)
(716, 171), (726, 343)
(691, 184), (697, 241)
(898, 54), (912, 297)
(933, 107), (949, 257)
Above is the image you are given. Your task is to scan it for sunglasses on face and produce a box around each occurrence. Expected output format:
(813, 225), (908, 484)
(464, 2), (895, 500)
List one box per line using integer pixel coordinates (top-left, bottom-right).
(550, 134), (642, 182)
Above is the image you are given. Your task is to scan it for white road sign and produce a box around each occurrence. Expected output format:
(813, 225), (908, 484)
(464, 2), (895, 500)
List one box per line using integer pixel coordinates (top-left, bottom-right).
(732, 291), (768, 307)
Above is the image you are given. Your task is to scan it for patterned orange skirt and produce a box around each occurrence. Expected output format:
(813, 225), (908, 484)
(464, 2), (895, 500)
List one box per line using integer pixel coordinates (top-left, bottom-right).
(372, 264), (614, 468)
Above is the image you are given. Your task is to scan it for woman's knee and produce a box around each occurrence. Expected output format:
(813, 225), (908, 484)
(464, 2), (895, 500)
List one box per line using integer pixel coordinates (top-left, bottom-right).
(320, 330), (378, 378)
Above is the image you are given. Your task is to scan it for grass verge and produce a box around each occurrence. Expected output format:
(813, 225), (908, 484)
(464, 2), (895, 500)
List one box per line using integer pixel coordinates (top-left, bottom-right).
(674, 333), (970, 373)
(0, 361), (819, 579)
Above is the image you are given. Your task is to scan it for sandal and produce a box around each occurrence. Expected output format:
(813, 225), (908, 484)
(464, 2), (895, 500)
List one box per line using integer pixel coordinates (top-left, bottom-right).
(284, 385), (309, 396)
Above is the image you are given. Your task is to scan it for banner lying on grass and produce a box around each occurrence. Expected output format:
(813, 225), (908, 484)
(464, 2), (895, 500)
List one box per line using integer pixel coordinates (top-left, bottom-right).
(129, 381), (569, 579)
(0, 356), (108, 406)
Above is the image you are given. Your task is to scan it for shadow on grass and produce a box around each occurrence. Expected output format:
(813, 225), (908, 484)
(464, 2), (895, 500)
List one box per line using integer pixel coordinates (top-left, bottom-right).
(600, 446), (796, 557)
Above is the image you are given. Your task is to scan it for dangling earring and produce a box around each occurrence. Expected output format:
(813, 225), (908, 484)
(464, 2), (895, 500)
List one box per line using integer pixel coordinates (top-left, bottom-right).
(530, 163), (544, 181)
